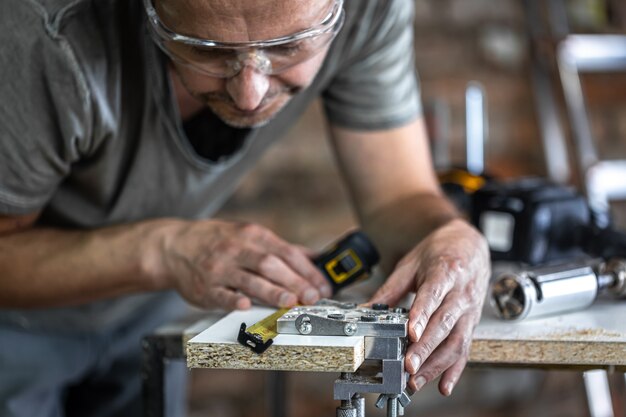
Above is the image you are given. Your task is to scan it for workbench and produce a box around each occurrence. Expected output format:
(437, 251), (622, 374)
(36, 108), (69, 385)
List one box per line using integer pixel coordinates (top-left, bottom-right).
(143, 299), (626, 417)
(472, 299), (626, 370)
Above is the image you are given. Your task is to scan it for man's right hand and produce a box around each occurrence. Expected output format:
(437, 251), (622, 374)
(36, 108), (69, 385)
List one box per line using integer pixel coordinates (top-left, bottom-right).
(149, 219), (333, 310)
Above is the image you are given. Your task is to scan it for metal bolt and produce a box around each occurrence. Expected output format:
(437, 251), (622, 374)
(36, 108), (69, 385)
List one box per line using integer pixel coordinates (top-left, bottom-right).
(386, 314), (400, 323)
(352, 394), (365, 417)
(398, 391), (411, 408)
(298, 317), (312, 335)
(387, 395), (399, 417)
(344, 322), (358, 336)
(375, 394), (387, 409)
(337, 400), (357, 417)
(605, 258), (626, 297)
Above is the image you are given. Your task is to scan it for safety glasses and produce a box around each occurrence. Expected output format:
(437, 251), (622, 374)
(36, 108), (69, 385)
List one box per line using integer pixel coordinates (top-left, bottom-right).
(144, 0), (345, 77)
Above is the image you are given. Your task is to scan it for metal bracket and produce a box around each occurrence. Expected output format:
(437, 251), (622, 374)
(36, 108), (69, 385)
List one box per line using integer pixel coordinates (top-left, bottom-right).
(277, 304), (407, 338)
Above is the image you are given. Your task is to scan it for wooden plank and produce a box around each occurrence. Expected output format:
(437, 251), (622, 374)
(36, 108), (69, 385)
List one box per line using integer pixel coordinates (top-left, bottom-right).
(187, 307), (365, 372)
(470, 300), (626, 368)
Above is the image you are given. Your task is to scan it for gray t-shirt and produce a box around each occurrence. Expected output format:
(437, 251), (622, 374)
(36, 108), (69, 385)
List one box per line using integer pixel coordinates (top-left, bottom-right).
(0, 0), (421, 331)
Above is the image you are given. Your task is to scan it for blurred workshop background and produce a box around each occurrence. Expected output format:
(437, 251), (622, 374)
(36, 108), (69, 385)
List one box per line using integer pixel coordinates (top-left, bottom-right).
(188, 0), (626, 416)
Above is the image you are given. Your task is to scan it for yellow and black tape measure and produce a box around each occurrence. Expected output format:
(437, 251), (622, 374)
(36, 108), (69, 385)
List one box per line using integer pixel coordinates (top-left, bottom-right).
(237, 308), (289, 354)
(313, 230), (379, 293)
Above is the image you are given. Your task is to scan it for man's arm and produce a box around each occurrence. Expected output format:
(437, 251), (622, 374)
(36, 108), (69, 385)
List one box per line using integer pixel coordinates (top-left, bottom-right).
(329, 117), (490, 396)
(0, 214), (330, 309)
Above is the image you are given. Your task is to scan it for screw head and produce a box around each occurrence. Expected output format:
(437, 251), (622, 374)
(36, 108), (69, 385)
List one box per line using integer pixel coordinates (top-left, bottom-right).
(298, 318), (312, 335)
(386, 314), (400, 323)
(343, 322), (358, 336)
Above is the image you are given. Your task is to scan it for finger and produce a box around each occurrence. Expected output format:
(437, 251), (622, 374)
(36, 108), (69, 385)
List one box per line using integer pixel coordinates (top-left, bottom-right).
(250, 230), (332, 298)
(294, 244), (317, 258)
(407, 264), (456, 342)
(369, 260), (416, 306)
(230, 270), (298, 308)
(205, 287), (251, 310)
(406, 315), (474, 393)
(239, 250), (322, 305)
(406, 293), (464, 372)
(439, 355), (468, 396)
(278, 244), (332, 298)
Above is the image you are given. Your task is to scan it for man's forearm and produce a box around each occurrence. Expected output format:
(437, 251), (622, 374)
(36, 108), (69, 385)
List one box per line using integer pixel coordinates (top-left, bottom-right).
(0, 219), (174, 308)
(361, 192), (461, 273)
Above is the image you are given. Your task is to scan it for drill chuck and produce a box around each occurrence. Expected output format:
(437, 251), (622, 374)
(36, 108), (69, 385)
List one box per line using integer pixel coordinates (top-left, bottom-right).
(489, 263), (599, 321)
(602, 259), (626, 297)
(490, 258), (626, 321)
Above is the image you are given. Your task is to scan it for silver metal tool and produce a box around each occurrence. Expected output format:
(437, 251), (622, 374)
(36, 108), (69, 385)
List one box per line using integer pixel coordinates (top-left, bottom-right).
(465, 81), (488, 176)
(277, 300), (413, 417)
(489, 258), (626, 320)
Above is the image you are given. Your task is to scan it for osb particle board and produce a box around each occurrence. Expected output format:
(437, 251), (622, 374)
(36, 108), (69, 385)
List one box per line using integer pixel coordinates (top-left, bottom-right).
(187, 307), (365, 372)
(470, 300), (626, 367)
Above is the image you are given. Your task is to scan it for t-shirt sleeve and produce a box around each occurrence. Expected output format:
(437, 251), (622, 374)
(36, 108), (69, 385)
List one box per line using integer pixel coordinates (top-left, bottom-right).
(322, 0), (422, 131)
(0, 1), (91, 215)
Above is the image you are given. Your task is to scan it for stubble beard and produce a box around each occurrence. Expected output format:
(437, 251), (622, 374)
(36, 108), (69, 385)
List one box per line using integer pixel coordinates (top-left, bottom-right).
(202, 92), (294, 128)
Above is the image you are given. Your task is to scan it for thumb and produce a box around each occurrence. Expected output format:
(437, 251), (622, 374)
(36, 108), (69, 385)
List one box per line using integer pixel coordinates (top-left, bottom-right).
(369, 262), (416, 306)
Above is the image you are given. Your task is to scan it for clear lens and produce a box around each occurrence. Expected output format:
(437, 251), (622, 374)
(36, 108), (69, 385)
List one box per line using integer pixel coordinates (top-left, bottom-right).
(159, 30), (338, 77)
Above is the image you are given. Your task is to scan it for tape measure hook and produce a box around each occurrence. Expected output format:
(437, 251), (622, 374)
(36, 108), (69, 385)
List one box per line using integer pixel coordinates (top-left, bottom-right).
(237, 322), (274, 354)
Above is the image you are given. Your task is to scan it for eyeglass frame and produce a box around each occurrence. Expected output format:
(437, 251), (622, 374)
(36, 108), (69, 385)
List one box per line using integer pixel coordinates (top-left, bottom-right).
(143, 0), (345, 52)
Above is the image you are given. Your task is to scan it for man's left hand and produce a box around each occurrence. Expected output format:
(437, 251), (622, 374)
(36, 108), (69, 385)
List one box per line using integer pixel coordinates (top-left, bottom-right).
(369, 219), (490, 396)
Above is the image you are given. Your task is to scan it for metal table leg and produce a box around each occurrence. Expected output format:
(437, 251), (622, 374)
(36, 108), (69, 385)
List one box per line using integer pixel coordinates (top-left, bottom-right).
(142, 332), (185, 417)
(266, 371), (288, 417)
(584, 370), (615, 417)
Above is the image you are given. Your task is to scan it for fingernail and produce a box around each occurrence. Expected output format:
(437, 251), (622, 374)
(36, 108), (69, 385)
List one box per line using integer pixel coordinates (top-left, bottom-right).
(414, 376), (427, 391)
(413, 323), (423, 341)
(444, 382), (455, 396)
(410, 354), (421, 373)
(320, 284), (332, 298)
(278, 292), (295, 307)
(302, 288), (320, 305)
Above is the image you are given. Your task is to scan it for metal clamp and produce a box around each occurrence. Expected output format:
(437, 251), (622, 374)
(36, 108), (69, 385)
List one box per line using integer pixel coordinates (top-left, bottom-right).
(277, 300), (412, 417)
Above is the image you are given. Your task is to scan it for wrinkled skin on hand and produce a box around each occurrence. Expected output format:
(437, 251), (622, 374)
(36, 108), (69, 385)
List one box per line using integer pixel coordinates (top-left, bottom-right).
(370, 219), (490, 396)
(155, 220), (332, 310)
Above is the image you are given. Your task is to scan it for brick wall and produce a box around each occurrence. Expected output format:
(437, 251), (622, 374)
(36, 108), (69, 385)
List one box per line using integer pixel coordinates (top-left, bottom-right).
(217, 0), (626, 244)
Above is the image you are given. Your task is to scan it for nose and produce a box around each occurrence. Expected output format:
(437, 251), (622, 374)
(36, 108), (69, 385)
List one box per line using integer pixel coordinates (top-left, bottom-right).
(226, 66), (270, 111)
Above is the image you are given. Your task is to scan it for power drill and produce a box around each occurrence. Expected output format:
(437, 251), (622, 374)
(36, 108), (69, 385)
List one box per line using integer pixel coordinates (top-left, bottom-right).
(471, 177), (591, 265)
(468, 177), (626, 320)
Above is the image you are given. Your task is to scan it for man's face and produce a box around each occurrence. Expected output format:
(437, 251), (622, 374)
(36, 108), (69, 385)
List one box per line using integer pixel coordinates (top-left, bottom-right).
(156, 0), (335, 128)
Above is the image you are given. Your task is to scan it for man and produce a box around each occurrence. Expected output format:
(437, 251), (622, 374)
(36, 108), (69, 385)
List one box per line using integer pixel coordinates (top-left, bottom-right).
(0, 0), (490, 415)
